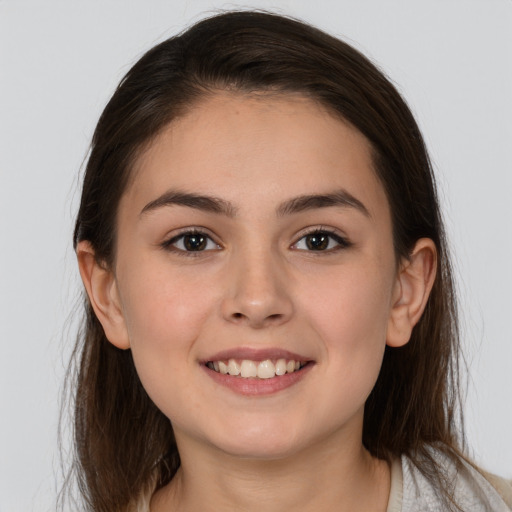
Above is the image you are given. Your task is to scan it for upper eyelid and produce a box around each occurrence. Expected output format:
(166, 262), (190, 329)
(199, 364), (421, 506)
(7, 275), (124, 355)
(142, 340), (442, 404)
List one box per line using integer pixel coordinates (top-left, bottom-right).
(292, 225), (347, 241)
(160, 229), (222, 255)
(291, 227), (350, 250)
(164, 227), (220, 242)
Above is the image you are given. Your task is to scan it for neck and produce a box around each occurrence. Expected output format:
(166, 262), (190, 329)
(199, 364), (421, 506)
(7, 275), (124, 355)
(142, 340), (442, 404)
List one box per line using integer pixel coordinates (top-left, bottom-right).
(151, 425), (391, 512)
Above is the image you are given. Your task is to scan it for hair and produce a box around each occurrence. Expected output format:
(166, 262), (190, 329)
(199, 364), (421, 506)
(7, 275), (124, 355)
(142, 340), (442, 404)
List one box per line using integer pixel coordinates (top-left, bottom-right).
(66, 9), (466, 512)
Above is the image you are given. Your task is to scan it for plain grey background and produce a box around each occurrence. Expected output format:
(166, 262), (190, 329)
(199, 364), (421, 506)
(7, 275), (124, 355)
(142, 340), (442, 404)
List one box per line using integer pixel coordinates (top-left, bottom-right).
(1, 1), (511, 510)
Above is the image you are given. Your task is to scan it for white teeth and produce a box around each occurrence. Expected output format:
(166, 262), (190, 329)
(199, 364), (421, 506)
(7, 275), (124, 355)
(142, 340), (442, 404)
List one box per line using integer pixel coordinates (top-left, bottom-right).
(209, 358), (306, 378)
(227, 359), (241, 376)
(257, 360), (276, 379)
(275, 358), (287, 376)
(240, 360), (258, 378)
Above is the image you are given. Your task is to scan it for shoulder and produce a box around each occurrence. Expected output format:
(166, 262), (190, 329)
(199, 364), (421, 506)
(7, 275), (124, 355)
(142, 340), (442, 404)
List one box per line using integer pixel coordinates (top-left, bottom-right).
(477, 468), (512, 510)
(390, 447), (512, 512)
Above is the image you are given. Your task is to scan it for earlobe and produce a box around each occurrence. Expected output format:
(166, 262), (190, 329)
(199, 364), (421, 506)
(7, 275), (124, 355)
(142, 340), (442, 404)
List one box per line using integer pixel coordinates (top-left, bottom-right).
(386, 238), (437, 348)
(76, 241), (130, 350)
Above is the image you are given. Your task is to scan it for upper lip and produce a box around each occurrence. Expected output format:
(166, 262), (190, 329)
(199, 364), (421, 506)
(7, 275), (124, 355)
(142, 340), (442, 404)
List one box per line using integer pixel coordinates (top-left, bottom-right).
(201, 347), (312, 363)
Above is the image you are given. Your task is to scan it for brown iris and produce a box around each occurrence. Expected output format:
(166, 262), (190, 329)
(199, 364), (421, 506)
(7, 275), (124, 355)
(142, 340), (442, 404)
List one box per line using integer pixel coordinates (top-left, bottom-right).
(183, 234), (208, 251)
(305, 233), (330, 250)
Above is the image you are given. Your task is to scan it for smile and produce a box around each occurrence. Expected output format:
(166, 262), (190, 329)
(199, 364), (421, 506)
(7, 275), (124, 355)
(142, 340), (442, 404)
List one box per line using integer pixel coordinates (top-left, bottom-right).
(206, 359), (307, 379)
(202, 348), (314, 395)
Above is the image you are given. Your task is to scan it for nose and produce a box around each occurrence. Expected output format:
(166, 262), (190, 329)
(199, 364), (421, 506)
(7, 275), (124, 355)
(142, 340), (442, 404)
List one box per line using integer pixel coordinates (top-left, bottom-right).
(221, 248), (294, 329)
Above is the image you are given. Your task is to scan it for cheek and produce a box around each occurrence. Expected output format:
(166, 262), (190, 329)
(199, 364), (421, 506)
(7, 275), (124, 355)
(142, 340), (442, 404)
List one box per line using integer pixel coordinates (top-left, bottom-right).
(301, 262), (393, 345)
(298, 260), (394, 396)
(116, 262), (218, 406)
(120, 255), (218, 333)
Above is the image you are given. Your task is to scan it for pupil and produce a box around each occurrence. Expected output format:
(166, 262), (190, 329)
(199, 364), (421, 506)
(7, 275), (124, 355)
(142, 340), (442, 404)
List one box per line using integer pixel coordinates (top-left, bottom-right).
(306, 233), (329, 250)
(184, 234), (206, 251)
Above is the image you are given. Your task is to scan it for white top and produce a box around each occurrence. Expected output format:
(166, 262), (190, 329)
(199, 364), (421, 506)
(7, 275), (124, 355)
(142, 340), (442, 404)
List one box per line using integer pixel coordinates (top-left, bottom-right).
(387, 450), (512, 512)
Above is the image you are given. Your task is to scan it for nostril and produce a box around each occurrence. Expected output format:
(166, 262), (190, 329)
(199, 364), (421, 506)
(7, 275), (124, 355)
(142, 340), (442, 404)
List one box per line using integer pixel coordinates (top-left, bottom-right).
(230, 312), (284, 323)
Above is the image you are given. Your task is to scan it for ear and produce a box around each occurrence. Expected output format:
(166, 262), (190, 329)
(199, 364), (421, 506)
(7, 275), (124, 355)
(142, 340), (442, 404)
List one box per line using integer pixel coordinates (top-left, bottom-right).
(386, 238), (437, 348)
(76, 241), (130, 350)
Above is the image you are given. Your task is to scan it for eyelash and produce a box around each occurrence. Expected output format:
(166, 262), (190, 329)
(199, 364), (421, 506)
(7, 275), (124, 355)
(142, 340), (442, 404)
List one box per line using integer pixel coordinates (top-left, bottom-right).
(161, 228), (221, 257)
(161, 227), (351, 256)
(292, 227), (351, 253)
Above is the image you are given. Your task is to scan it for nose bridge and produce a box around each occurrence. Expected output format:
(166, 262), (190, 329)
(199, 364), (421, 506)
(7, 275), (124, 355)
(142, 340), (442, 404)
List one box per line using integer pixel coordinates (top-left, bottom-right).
(222, 239), (293, 327)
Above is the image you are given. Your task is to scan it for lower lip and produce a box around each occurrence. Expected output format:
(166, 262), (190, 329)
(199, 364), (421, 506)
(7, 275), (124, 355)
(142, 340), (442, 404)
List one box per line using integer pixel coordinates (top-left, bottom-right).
(202, 363), (313, 396)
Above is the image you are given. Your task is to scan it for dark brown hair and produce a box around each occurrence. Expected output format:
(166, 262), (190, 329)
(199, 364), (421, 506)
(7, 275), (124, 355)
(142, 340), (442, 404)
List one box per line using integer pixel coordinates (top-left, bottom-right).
(67, 10), (465, 511)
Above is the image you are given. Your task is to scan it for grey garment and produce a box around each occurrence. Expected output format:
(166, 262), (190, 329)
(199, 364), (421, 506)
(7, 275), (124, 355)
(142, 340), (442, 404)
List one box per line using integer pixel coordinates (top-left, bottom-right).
(387, 450), (511, 512)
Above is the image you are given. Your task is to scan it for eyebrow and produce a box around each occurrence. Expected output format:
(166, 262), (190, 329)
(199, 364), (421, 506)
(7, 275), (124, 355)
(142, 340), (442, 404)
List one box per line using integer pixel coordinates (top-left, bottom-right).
(140, 191), (238, 218)
(276, 190), (370, 218)
(139, 189), (370, 219)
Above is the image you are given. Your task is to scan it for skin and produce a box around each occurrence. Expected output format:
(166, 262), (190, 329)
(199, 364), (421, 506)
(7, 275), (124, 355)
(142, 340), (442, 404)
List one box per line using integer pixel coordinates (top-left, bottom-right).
(78, 92), (436, 511)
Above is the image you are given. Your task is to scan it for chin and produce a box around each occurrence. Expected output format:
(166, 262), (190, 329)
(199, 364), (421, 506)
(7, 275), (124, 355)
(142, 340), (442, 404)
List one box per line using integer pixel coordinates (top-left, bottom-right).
(218, 439), (300, 461)
(206, 422), (307, 461)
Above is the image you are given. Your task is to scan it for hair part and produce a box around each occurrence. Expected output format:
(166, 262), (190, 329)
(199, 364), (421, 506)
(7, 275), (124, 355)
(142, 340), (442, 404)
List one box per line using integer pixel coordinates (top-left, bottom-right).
(67, 10), (465, 511)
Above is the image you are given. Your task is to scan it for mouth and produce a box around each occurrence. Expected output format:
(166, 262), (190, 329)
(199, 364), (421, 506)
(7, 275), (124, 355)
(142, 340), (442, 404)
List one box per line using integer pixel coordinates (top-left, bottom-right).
(205, 358), (309, 379)
(201, 348), (314, 395)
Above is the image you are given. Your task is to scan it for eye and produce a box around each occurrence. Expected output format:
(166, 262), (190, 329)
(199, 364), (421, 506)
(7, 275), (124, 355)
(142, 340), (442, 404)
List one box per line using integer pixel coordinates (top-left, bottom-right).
(163, 230), (220, 253)
(293, 230), (350, 252)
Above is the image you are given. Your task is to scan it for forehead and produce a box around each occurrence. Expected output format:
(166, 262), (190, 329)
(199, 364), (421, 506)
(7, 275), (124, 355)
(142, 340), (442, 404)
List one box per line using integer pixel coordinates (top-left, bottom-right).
(122, 91), (388, 220)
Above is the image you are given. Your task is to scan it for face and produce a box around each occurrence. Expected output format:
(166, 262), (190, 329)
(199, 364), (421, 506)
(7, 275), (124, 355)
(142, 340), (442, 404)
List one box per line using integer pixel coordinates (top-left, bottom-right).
(110, 92), (400, 459)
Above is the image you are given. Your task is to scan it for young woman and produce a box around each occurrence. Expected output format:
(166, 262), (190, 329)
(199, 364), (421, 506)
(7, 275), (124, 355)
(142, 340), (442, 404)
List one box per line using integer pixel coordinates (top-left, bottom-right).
(68, 10), (511, 512)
